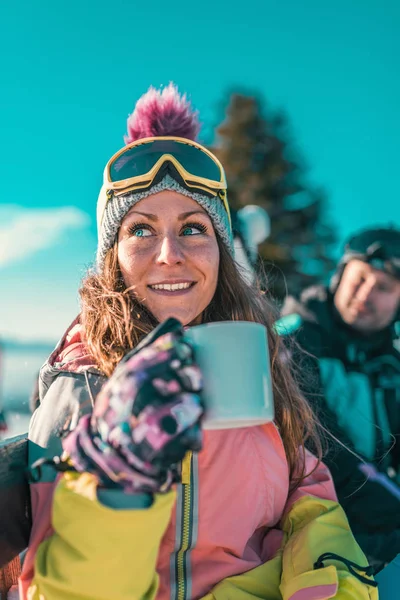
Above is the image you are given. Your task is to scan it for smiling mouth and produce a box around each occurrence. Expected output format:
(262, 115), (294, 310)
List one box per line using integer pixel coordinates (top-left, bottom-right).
(147, 282), (196, 293)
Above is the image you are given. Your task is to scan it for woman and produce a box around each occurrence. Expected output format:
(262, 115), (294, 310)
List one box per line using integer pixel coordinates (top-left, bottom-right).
(21, 84), (377, 600)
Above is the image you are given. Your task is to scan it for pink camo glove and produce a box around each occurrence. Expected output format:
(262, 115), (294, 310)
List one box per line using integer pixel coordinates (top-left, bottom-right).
(62, 318), (204, 494)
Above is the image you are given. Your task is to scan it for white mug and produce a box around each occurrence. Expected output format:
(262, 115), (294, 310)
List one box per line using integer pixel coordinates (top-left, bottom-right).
(185, 321), (274, 430)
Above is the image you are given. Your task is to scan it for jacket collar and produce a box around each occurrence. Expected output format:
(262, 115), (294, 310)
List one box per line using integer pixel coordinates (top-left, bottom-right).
(47, 315), (100, 374)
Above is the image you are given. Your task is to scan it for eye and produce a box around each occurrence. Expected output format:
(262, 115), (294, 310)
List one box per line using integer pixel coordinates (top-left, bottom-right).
(127, 222), (153, 238)
(181, 222), (208, 236)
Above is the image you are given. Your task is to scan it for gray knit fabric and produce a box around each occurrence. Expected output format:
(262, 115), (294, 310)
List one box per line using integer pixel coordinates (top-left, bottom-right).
(97, 174), (233, 269)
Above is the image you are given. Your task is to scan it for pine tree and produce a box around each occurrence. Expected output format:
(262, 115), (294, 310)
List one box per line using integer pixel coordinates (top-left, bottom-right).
(211, 93), (336, 300)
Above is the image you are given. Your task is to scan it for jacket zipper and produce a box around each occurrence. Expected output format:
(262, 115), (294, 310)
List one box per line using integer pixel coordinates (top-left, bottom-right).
(176, 451), (193, 600)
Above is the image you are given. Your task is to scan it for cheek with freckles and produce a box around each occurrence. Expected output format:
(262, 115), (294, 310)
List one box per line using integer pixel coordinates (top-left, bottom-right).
(118, 243), (154, 295)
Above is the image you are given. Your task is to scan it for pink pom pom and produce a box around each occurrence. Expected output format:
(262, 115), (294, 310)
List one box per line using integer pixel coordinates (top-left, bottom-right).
(124, 83), (201, 144)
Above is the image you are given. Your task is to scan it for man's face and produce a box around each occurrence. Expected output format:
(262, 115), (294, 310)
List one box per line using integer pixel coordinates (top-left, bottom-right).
(334, 259), (400, 334)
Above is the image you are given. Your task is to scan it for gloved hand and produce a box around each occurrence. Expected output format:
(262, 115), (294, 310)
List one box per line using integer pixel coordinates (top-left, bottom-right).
(62, 318), (203, 494)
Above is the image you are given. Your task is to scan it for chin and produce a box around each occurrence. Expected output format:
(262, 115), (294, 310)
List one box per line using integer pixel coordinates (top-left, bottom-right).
(152, 309), (197, 327)
(351, 317), (379, 335)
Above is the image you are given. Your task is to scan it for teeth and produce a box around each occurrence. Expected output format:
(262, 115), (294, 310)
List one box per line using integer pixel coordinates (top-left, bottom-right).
(150, 282), (192, 291)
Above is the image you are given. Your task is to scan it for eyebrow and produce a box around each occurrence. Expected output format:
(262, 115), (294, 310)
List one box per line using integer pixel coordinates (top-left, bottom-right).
(126, 210), (209, 222)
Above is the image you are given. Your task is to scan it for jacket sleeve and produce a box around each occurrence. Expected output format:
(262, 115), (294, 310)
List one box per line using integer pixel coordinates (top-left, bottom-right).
(29, 372), (95, 463)
(280, 495), (378, 600)
(19, 372), (101, 599)
(279, 456), (378, 600)
(26, 472), (175, 600)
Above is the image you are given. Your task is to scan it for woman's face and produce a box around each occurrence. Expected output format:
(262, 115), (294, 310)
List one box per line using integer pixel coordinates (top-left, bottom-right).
(117, 190), (220, 326)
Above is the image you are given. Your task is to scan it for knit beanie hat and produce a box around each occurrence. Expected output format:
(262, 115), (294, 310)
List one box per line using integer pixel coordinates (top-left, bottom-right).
(96, 84), (233, 269)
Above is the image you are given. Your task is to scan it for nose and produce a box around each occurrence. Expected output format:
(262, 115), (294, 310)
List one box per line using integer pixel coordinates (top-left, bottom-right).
(156, 235), (185, 266)
(355, 278), (376, 304)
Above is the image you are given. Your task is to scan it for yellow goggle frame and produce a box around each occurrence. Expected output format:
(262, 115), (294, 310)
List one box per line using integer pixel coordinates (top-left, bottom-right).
(98, 136), (230, 230)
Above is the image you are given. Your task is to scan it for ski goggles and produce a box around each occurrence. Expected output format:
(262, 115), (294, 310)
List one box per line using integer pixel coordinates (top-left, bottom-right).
(99, 135), (229, 210)
(346, 229), (400, 278)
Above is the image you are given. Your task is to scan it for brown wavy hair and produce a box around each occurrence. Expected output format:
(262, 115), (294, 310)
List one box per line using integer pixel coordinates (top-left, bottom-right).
(79, 237), (322, 490)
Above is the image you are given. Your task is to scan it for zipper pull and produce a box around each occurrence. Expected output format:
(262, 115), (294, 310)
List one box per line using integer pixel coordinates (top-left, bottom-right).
(181, 451), (192, 485)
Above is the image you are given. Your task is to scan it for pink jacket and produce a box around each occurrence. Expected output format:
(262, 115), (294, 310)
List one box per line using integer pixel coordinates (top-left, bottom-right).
(21, 320), (337, 600)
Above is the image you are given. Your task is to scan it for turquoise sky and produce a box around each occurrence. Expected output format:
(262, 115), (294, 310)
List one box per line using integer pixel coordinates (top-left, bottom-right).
(0, 0), (399, 341)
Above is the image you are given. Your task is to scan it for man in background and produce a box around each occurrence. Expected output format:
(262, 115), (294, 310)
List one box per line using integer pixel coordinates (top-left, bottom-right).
(278, 226), (400, 568)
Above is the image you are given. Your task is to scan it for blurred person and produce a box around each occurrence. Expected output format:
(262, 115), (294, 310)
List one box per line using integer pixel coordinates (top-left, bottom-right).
(231, 204), (270, 285)
(17, 85), (378, 599)
(0, 338), (8, 437)
(0, 410), (7, 436)
(278, 226), (400, 568)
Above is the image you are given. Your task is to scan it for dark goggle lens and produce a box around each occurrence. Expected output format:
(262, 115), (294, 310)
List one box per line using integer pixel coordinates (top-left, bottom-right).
(110, 140), (222, 183)
(348, 230), (400, 259)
